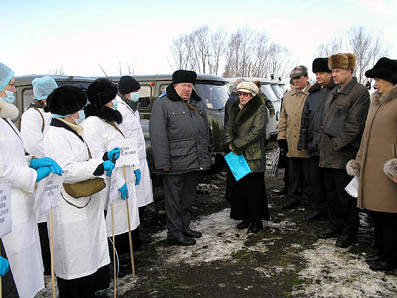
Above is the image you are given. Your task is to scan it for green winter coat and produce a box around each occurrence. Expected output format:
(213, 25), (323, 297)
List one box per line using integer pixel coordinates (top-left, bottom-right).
(224, 95), (267, 173)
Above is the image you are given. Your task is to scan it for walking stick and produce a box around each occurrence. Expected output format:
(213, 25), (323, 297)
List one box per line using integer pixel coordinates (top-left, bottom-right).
(111, 203), (117, 298)
(123, 167), (135, 277)
(49, 208), (56, 298)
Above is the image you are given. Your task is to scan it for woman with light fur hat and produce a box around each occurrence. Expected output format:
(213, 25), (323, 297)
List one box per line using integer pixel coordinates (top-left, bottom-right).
(224, 81), (270, 233)
(346, 57), (397, 271)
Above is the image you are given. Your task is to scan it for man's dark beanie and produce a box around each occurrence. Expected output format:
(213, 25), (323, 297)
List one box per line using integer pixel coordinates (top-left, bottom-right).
(119, 76), (141, 95)
(312, 58), (331, 73)
(172, 70), (197, 85)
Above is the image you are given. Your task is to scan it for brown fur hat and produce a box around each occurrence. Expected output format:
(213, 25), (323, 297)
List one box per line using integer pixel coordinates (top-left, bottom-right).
(329, 53), (356, 70)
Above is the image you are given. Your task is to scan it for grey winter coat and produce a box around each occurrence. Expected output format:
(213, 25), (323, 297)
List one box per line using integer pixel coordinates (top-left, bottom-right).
(297, 81), (336, 156)
(319, 77), (370, 169)
(149, 84), (211, 174)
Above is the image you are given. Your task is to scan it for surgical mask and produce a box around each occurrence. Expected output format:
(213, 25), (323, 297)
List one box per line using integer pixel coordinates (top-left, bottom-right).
(112, 99), (118, 110)
(0, 90), (16, 104)
(129, 92), (140, 102)
(74, 110), (85, 125)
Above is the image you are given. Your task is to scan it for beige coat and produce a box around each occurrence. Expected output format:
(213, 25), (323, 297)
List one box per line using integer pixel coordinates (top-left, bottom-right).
(354, 86), (397, 213)
(277, 84), (311, 158)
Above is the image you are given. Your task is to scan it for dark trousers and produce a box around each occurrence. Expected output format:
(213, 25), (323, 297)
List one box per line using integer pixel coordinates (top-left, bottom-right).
(38, 222), (51, 275)
(309, 156), (327, 214)
(322, 168), (359, 237)
(162, 172), (199, 240)
(0, 240), (18, 298)
(288, 157), (311, 205)
(370, 210), (397, 264)
(283, 157), (289, 193)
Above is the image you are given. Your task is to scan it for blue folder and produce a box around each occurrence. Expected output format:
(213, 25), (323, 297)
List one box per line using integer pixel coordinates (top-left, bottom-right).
(224, 152), (252, 181)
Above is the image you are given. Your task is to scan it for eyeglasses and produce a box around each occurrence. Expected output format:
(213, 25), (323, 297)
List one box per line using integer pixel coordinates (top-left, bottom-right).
(238, 92), (251, 97)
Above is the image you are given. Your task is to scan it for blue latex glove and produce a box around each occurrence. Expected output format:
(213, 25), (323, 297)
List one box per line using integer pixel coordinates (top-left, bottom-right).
(0, 257), (9, 276)
(103, 160), (115, 177)
(30, 157), (63, 176)
(107, 147), (121, 162)
(35, 167), (51, 182)
(119, 184), (129, 200)
(134, 169), (141, 185)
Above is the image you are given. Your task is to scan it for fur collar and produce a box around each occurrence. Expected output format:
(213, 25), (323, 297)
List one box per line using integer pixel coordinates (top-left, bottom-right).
(371, 85), (397, 105)
(229, 95), (262, 135)
(84, 104), (122, 124)
(0, 100), (19, 120)
(308, 80), (337, 94)
(165, 84), (202, 102)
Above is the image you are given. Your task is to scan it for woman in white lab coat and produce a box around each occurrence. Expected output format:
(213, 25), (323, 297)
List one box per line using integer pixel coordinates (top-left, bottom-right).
(43, 85), (116, 298)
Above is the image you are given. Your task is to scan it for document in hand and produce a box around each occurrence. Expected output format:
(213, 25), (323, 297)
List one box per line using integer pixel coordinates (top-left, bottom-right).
(345, 176), (359, 198)
(224, 152), (252, 181)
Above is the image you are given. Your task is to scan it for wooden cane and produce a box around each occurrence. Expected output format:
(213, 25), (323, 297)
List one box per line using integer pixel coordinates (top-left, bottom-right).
(49, 209), (56, 298)
(111, 203), (117, 298)
(123, 167), (135, 277)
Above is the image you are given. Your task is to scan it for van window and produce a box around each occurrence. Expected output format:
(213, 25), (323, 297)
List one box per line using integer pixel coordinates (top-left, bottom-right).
(261, 85), (279, 102)
(138, 85), (152, 108)
(22, 88), (34, 111)
(195, 83), (228, 110)
(271, 84), (284, 99)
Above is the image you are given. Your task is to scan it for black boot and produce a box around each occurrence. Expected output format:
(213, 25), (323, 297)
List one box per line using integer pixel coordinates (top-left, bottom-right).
(247, 221), (263, 234)
(236, 220), (250, 229)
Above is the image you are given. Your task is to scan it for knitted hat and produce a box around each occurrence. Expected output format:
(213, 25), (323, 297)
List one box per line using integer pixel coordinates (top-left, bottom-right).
(365, 57), (397, 84)
(0, 62), (14, 91)
(32, 76), (58, 100)
(289, 65), (308, 79)
(87, 78), (117, 106)
(312, 58), (331, 73)
(45, 86), (87, 115)
(118, 76), (141, 95)
(236, 82), (259, 96)
(172, 70), (197, 84)
(329, 53), (356, 70)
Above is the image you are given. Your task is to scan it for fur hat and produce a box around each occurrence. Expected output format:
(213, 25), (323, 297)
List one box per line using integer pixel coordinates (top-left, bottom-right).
(312, 58), (331, 73)
(236, 82), (259, 96)
(365, 57), (397, 84)
(172, 70), (197, 85)
(329, 53), (356, 70)
(45, 86), (87, 115)
(289, 65), (308, 79)
(87, 78), (117, 106)
(118, 76), (141, 95)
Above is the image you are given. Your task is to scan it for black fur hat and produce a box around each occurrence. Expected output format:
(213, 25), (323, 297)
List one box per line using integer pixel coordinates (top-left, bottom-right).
(45, 86), (87, 115)
(365, 57), (397, 84)
(172, 70), (197, 85)
(312, 58), (331, 73)
(118, 76), (141, 95)
(87, 78), (117, 107)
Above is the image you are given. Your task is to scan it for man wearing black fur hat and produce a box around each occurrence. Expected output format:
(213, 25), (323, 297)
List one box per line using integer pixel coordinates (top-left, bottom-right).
(298, 58), (336, 221)
(317, 53), (370, 248)
(149, 70), (210, 246)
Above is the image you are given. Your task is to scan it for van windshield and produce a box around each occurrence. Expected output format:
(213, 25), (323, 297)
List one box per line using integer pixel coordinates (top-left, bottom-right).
(261, 84), (279, 102)
(195, 83), (229, 110)
(271, 84), (284, 99)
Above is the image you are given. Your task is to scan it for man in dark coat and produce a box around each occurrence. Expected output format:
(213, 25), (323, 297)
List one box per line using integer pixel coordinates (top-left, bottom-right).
(317, 53), (370, 248)
(297, 58), (336, 221)
(149, 70), (211, 246)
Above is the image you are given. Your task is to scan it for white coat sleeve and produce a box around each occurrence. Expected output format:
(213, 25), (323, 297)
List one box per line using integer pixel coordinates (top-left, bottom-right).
(20, 109), (45, 157)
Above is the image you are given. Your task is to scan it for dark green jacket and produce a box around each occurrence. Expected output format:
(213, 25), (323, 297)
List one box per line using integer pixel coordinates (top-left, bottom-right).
(224, 95), (267, 172)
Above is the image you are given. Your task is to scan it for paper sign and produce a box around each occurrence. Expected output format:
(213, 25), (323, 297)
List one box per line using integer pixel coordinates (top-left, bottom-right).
(0, 181), (12, 238)
(345, 176), (359, 198)
(109, 138), (139, 168)
(34, 174), (64, 217)
(224, 152), (252, 181)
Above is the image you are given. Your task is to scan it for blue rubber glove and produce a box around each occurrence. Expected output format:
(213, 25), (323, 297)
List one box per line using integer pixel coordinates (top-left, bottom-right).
(134, 169), (141, 185)
(119, 184), (129, 200)
(0, 257), (9, 276)
(35, 167), (51, 182)
(107, 147), (121, 162)
(30, 157), (63, 176)
(103, 160), (115, 177)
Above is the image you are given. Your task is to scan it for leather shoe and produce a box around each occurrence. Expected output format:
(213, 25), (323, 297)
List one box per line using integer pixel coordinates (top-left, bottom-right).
(167, 236), (196, 246)
(237, 220), (250, 229)
(304, 212), (327, 222)
(282, 199), (300, 210)
(335, 235), (356, 248)
(369, 261), (396, 271)
(366, 253), (382, 263)
(247, 221), (263, 234)
(317, 228), (339, 239)
(182, 228), (202, 238)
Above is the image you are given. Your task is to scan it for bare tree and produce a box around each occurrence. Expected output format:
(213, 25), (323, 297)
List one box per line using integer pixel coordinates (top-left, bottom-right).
(170, 34), (189, 70)
(317, 36), (344, 57)
(50, 65), (65, 75)
(116, 58), (136, 75)
(265, 43), (292, 80)
(209, 27), (227, 75)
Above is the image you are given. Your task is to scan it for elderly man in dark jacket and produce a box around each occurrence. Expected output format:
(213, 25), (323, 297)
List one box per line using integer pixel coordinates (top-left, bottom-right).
(298, 58), (336, 221)
(149, 70), (211, 246)
(317, 53), (370, 248)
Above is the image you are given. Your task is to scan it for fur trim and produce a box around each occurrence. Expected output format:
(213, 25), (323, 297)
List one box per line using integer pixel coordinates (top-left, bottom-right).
(0, 101), (19, 120)
(384, 158), (397, 181)
(346, 159), (361, 176)
(165, 84), (201, 102)
(329, 53), (356, 70)
(371, 85), (397, 105)
(84, 104), (122, 124)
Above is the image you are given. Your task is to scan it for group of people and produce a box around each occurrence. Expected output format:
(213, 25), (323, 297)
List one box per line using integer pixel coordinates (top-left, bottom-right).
(277, 54), (397, 272)
(0, 61), (154, 297)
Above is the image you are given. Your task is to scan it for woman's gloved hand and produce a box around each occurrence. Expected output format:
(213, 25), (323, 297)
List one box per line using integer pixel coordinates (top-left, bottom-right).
(107, 147), (121, 162)
(0, 256), (9, 276)
(103, 160), (115, 177)
(35, 167), (51, 182)
(134, 169), (141, 185)
(119, 184), (129, 200)
(30, 157), (64, 176)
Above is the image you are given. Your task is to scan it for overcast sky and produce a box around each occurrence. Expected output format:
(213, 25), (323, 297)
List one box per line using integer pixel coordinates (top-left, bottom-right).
(2, 0), (396, 79)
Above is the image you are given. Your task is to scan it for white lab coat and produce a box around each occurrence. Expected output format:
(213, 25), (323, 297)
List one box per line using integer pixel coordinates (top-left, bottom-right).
(0, 101), (44, 298)
(117, 97), (154, 207)
(43, 120), (109, 279)
(82, 115), (140, 236)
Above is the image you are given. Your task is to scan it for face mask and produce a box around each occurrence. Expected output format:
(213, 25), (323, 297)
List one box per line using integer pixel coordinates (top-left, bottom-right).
(129, 92), (140, 102)
(0, 90), (16, 104)
(74, 110), (85, 125)
(112, 99), (118, 110)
